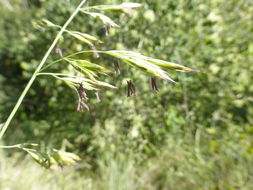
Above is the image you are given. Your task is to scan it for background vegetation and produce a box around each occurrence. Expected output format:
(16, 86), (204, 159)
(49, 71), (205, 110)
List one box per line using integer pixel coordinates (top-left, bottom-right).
(0, 0), (252, 189)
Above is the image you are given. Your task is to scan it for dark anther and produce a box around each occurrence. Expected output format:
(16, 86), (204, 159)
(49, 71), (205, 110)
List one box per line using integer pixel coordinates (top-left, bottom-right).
(55, 47), (63, 58)
(77, 83), (88, 101)
(151, 77), (159, 92)
(91, 46), (100, 58)
(131, 81), (136, 95)
(127, 81), (131, 97)
(114, 61), (120, 75)
(127, 80), (136, 97)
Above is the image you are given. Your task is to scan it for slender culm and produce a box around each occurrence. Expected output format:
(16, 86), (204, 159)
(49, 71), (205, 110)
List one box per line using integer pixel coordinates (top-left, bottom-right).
(0, 0), (87, 139)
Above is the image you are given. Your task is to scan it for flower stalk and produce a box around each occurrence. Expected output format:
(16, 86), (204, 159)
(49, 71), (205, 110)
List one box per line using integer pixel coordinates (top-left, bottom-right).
(0, 0), (87, 139)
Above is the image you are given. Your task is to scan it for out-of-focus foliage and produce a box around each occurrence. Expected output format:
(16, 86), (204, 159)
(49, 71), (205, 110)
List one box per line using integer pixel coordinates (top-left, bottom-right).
(0, 0), (253, 189)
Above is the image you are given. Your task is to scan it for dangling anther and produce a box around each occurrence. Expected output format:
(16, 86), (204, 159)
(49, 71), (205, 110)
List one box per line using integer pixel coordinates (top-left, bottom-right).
(91, 46), (100, 58)
(55, 47), (63, 58)
(151, 77), (159, 92)
(95, 92), (101, 102)
(114, 60), (121, 75)
(127, 80), (136, 97)
(103, 25), (110, 36)
(76, 100), (89, 112)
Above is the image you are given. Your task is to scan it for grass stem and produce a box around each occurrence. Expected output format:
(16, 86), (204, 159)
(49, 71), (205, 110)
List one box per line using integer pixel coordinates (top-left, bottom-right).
(0, 0), (87, 139)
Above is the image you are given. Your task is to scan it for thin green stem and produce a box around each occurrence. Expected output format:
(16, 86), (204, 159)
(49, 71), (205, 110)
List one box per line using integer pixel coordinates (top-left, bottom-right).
(37, 72), (73, 77)
(38, 50), (102, 72)
(37, 58), (66, 72)
(37, 72), (68, 81)
(0, 0), (87, 139)
(0, 144), (21, 149)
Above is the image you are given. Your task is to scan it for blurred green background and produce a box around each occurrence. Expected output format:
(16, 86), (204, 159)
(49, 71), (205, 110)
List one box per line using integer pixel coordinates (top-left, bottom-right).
(0, 0), (253, 189)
